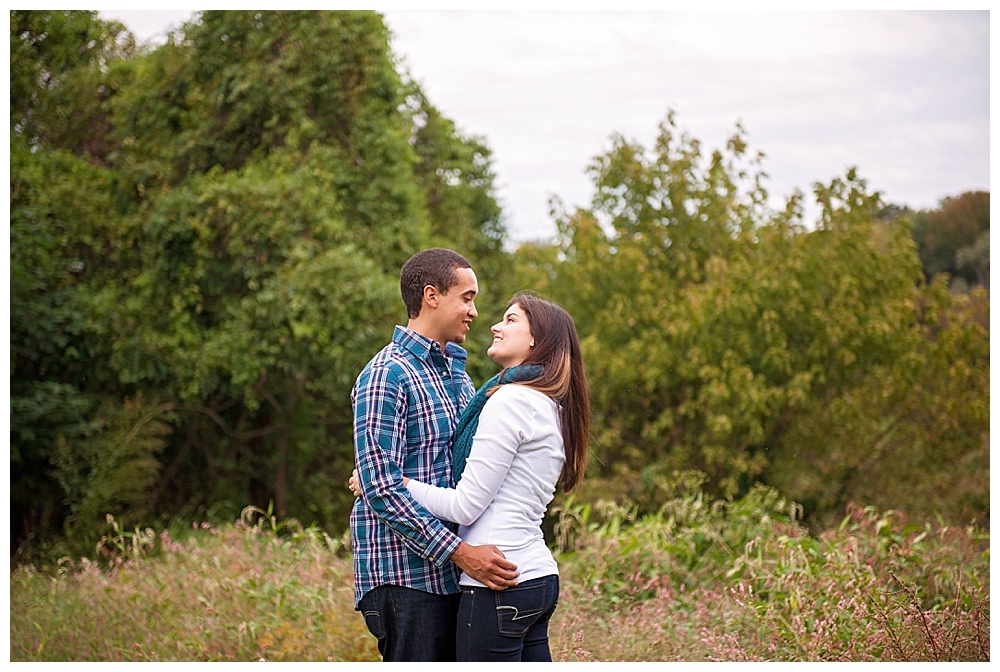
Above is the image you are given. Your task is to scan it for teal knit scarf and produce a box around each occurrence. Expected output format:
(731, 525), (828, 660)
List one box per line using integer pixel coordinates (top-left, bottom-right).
(451, 364), (543, 483)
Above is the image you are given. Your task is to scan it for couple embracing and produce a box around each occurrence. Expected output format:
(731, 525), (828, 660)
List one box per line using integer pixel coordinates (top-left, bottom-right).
(349, 248), (590, 661)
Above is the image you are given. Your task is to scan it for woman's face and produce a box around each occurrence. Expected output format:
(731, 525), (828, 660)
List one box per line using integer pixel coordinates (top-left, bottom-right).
(487, 303), (534, 368)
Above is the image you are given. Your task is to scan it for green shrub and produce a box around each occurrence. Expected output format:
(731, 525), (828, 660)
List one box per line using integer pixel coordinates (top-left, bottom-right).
(550, 474), (989, 661)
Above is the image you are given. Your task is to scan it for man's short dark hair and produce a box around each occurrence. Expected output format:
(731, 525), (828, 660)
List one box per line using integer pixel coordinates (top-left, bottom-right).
(400, 248), (472, 319)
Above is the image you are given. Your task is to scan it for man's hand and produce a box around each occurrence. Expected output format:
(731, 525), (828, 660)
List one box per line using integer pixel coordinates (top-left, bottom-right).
(450, 542), (519, 590)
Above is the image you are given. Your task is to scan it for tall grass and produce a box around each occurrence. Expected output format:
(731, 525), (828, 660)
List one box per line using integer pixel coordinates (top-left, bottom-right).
(549, 474), (989, 661)
(10, 507), (377, 661)
(10, 482), (989, 661)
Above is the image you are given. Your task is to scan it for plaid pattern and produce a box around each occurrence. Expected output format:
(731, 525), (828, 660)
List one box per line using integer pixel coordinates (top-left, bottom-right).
(350, 326), (476, 607)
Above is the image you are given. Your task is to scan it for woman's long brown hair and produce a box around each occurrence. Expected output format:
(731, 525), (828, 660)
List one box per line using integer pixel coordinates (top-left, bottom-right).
(497, 291), (590, 492)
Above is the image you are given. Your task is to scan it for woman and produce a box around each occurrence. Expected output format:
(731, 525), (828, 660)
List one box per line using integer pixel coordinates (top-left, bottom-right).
(352, 291), (589, 661)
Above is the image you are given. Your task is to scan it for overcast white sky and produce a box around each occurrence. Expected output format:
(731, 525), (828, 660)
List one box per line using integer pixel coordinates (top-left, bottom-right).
(98, 8), (991, 244)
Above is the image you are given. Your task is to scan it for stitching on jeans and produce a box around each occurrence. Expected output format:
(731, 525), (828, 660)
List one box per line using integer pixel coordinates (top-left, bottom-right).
(463, 589), (475, 659)
(502, 582), (547, 594)
(466, 589), (475, 627)
(362, 610), (384, 640)
(496, 605), (540, 621)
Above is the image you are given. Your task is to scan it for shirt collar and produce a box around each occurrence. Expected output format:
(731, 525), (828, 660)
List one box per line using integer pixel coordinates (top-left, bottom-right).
(392, 325), (468, 364)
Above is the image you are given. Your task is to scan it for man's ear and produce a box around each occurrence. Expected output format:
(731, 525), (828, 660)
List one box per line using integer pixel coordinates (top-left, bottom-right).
(422, 284), (439, 310)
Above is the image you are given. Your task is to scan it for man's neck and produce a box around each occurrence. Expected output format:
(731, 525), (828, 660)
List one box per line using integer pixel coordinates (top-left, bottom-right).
(407, 318), (446, 352)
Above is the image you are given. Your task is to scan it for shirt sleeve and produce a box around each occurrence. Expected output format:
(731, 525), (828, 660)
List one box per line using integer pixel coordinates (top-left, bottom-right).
(407, 386), (532, 526)
(354, 363), (461, 565)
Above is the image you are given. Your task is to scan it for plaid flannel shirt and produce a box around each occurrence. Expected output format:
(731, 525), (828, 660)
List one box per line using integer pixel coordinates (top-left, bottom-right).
(350, 326), (476, 607)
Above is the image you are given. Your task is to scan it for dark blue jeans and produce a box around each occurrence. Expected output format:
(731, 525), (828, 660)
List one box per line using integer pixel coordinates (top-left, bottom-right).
(358, 584), (461, 661)
(456, 574), (560, 661)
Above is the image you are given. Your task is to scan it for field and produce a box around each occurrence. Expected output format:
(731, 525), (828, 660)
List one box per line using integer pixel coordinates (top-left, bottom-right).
(10, 490), (989, 662)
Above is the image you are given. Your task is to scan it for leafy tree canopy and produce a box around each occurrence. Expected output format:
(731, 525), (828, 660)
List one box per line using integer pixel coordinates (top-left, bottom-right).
(910, 190), (989, 290)
(514, 112), (988, 528)
(10, 9), (511, 559)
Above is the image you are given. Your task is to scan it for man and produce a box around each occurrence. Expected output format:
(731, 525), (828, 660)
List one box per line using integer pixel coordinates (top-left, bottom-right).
(351, 248), (519, 661)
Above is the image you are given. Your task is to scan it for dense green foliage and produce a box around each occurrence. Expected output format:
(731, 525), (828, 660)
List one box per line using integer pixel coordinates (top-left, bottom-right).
(9, 10), (989, 565)
(10, 490), (988, 661)
(514, 115), (989, 530)
(10, 10), (510, 559)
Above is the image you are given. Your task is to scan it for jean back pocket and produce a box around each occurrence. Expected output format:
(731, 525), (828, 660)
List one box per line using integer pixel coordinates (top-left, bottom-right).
(494, 580), (550, 636)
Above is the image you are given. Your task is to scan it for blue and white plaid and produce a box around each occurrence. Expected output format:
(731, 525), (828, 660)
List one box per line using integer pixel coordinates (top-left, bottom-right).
(350, 326), (476, 607)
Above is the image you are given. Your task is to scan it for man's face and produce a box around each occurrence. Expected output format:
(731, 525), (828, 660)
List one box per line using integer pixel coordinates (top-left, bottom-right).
(433, 267), (479, 345)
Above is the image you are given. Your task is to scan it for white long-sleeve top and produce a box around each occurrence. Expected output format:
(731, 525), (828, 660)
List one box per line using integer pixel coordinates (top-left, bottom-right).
(406, 384), (565, 587)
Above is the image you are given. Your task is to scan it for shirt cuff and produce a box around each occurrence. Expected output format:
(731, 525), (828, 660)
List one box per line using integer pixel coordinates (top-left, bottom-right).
(422, 523), (462, 567)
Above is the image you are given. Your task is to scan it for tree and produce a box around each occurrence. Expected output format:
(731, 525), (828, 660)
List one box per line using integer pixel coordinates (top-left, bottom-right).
(10, 10), (512, 558)
(910, 191), (990, 289)
(9, 125), (145, 557)
(514, 113), (989, 527)
(955, 230), (989, 291)
(10, 9), (134, 152)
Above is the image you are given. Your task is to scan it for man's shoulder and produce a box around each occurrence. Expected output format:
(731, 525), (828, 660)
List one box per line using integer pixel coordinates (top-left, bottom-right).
(357, 341), (429, 386)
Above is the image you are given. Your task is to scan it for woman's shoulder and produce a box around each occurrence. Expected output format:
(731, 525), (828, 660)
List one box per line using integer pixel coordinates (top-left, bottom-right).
(490, 383), (558, 411)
